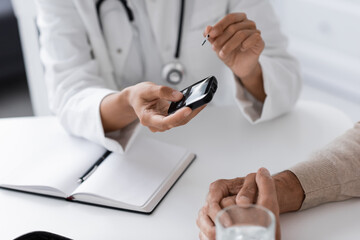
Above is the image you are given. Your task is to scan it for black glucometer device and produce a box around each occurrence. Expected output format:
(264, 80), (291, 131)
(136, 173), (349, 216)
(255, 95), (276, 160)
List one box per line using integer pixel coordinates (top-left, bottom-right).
(168, 76), (218, 115)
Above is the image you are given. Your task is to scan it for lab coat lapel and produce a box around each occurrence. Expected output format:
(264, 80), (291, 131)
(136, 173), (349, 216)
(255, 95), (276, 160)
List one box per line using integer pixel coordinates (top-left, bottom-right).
(72, 0), (117, 89)
(144, 0), (178, 62)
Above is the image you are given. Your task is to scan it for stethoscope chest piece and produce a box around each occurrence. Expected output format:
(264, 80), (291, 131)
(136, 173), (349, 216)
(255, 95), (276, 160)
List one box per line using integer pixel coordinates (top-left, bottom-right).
(162, 62), (185, 85)
(162, 0), (186, 85)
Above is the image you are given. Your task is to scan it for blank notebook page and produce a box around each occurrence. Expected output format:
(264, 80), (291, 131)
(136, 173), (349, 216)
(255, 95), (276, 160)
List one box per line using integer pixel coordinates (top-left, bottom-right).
(72, 137), (189, 207)
(0, 117), (105, 196)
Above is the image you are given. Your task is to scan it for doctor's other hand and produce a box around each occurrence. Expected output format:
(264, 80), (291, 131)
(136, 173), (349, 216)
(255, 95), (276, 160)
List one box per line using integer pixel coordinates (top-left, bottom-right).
(100, 82), (205, 133)
(196, 169), (304, 240)
(204, 13), (266, 102)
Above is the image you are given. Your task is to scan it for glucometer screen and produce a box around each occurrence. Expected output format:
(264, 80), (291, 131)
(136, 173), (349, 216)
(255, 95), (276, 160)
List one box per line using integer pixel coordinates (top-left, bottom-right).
(183, 78), (210, 105)
(168, 75), (217, 115)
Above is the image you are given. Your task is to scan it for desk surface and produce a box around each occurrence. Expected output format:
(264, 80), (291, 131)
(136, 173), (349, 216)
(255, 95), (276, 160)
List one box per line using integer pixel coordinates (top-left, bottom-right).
(0, 101), (358, 239)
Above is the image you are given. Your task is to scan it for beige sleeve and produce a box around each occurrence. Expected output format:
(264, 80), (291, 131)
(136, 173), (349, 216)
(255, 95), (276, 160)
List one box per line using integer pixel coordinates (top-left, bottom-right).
(289, 122), (360, 210)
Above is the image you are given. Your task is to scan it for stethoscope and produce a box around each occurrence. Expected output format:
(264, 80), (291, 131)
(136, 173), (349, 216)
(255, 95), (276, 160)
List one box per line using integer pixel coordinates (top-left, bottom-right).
(97, 0), (186, 85)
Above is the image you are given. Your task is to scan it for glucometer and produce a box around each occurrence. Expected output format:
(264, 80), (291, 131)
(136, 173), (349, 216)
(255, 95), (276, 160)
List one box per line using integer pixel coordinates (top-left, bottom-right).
(168, 76), (218, 115)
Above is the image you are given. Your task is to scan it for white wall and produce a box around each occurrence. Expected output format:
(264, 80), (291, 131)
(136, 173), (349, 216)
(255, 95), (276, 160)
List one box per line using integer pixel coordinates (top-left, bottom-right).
(271, 0), (360, 102)
(12, 0), (51, 116)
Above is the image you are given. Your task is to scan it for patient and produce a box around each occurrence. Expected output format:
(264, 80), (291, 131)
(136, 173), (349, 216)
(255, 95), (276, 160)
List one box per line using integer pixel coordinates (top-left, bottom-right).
(197, 122), (360, 240)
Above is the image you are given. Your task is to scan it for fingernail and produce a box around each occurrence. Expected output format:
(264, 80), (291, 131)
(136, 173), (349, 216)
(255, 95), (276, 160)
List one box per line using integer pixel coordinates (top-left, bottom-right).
(219, 50), (225, 58)
(238, 196), (251, 204)
(260, 168), (270, 177)
(184, 109), (191, 117)
(172, 91), (182, 98)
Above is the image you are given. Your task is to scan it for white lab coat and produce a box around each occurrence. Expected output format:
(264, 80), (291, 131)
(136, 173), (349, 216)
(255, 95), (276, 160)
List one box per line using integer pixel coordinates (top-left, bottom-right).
(35, 0), (301, 152)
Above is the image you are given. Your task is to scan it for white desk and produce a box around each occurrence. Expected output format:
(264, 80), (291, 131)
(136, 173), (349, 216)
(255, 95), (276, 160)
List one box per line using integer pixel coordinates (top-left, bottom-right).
(0, 101), (358, 239)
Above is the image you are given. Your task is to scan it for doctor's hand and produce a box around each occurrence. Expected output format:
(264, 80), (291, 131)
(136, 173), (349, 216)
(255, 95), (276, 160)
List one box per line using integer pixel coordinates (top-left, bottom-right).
(128, 82), (206, 132)
(100, 82), (205, 133)
(204, 13), (266, 102)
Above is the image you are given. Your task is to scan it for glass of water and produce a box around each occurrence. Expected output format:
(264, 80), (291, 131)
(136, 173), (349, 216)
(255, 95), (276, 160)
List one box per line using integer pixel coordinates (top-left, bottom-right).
(215, 204), (275, 240)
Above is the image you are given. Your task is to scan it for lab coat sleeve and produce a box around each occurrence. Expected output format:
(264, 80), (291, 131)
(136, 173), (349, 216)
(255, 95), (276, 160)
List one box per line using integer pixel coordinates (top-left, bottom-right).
(229, 0), (302, 123)
(35, 0), (127, 153)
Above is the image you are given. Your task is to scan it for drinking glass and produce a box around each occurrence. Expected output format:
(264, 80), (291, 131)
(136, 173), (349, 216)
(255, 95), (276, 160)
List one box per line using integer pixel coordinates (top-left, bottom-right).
(215, 204), (275, 240)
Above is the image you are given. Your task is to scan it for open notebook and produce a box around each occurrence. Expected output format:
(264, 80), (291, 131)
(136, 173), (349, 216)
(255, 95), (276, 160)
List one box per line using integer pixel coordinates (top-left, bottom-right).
(0, 117), (195, 213)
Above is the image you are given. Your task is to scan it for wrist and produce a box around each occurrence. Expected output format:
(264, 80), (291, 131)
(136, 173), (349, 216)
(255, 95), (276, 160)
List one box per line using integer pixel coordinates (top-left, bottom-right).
(235, 63), (266, 102)
(273, 170), (305, 213)
(238, 62), (262, 83)
(100, 88), (137, 132)
(118, 86), (137, 121)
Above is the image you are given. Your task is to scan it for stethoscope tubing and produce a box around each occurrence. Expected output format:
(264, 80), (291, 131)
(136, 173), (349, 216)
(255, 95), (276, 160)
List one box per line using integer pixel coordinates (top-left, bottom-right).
(96, 0), (186, 84)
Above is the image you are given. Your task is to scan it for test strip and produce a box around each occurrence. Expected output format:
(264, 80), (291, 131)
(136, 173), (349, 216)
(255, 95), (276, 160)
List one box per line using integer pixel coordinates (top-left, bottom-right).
(201, 35), (210, 46)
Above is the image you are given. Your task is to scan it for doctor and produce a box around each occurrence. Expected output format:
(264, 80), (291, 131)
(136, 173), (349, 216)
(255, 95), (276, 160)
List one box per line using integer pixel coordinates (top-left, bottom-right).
(35, 0), (301, 152)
